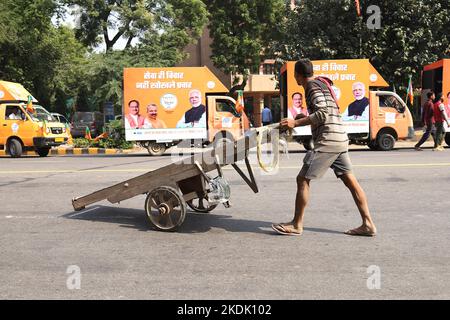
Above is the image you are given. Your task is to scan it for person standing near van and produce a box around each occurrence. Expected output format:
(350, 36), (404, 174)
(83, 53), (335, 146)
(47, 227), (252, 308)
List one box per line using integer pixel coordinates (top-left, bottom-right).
(432, 93), (449, 151)
(415, 91), (436, 151)
(445, 92), (450, 116)
(261, 105), (273, 126)
(272, 59), (376, 237)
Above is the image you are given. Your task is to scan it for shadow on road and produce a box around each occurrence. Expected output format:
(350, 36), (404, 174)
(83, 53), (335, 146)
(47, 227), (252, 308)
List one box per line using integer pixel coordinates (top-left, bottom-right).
(62, 205), (342, 236)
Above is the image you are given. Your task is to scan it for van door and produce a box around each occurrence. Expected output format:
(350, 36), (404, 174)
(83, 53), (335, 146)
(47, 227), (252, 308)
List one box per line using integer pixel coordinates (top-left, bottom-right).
(208, 97), (243, 141)
(371, 92), (410, 140)
(2, 104), (35, 147)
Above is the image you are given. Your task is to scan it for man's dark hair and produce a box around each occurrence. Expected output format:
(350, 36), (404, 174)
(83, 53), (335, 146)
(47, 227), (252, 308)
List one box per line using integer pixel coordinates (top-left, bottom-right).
(427, 91), (434, 99)
(294, 59), (314, 78)
(434, 93), (443, 103)
(128, 99), (140, 107)
(292, 92), (303, 99)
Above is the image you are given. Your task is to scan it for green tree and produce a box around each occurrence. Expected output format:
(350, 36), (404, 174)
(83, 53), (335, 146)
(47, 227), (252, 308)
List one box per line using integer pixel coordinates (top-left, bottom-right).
(0, 0), (88, 113)
(65, 0), (208, 52)
(276, 0), (450, 92)
(60, 0), (208, 114)
(204, 0), (285, 84)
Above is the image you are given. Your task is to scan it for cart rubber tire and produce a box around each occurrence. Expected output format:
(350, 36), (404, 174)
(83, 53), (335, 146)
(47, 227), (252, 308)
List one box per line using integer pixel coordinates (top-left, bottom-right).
(377, 133), (395, 151)
(187, 197), (218, 213)
(146, 142), (166, 156)
(8, 138), (22, 158)
(36, 147), (50, 157)
(145, 186), (186, 231)
(445, 133), (450, 147)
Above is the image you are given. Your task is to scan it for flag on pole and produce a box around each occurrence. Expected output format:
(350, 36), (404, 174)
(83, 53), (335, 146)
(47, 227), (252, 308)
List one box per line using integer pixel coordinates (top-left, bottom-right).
(85, 126), (92, 140)
(93, 132), (108, 142)
(235, 90), (244, 113)
(355, 0), (361, 16)
(406, 75), (414, 105)
(26, 95), (34, 113)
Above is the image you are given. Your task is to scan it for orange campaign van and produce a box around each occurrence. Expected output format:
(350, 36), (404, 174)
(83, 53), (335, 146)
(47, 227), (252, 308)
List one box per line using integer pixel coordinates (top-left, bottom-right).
(123, 67), (250, 155)
(421, 59), (450, 146)
(0, 81), (70, 157)
(280, 59), (415, 151)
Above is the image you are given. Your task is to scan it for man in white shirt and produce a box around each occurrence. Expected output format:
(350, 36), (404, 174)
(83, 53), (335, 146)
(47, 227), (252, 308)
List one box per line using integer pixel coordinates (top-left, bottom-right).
(8, 107), (23, 120)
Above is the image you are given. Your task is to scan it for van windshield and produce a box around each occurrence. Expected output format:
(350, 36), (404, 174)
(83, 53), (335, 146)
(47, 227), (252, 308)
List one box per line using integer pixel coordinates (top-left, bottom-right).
(25, 105), (57, 122)
(74, 113), (94, 122)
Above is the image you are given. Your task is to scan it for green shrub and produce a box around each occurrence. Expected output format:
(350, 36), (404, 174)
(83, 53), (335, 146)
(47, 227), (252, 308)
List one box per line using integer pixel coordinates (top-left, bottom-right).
(71, 120), (134, 149)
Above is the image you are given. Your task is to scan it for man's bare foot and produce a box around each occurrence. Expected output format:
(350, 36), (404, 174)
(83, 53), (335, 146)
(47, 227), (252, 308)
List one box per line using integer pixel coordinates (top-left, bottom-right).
(344, 224), (377, 237)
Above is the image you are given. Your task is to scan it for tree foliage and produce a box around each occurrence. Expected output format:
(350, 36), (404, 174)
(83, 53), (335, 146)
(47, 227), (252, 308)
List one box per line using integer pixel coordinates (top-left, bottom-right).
(276, 0), (450, 91)
(204, 0), (285, 82)
(0, 0), (87, 114)
(65, 0), (208, 52)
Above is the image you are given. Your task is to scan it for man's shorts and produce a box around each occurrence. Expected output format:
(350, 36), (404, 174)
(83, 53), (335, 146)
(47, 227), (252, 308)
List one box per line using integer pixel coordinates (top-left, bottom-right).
(299, 150), (353, 180)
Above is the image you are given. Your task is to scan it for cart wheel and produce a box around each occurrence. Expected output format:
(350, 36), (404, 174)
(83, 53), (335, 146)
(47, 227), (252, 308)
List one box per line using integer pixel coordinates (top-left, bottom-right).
(187, 197), (218, 213)
(145, 186), (186, 231)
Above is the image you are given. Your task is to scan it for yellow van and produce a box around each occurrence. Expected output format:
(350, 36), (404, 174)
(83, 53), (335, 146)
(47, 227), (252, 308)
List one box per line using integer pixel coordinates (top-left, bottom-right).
(0, 81), (69, 157)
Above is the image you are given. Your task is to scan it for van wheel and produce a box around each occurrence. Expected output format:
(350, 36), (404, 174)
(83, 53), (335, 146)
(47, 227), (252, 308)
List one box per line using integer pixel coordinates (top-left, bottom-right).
(146, 142), (166, 156)
(445, 134), (450, 147)
(8, 139), (23, 158)
(377, 133), (395, 151)
(368, 140), (378, 151)
(303, 138), (314, 151)
(36, 147), (50, 157)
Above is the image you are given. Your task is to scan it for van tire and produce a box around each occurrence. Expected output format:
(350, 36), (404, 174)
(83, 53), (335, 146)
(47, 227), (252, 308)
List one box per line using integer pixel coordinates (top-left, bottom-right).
(146, 142), (166, 156)
(445, 133), (450, 147)
(303, 138), (314, 151)
(37, 147), (50, 157)
(377, 133), (395, 151)
(368, 140), (378, 151)
(8, 139), (22, 158)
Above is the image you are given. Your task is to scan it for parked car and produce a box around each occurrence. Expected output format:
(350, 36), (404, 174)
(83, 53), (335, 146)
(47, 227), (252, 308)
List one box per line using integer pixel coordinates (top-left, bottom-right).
(51, 112), (70, 126)
(71, 111), (104, 138)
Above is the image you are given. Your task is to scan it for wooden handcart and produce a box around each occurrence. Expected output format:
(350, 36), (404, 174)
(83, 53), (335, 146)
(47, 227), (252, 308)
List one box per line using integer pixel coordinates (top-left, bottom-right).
(71, 129), (277, 231)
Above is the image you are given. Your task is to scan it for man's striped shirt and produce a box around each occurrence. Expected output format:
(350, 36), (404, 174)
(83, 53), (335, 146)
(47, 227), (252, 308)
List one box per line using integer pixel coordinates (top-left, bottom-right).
(306, 79), (349, 153)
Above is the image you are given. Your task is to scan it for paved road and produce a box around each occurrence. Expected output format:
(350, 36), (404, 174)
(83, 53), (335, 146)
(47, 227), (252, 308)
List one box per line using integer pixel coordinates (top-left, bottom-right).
(0, 142), (449, 299)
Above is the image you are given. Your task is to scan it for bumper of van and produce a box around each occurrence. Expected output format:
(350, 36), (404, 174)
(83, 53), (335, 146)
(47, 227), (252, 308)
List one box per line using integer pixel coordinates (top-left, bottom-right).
(34, 137), (68, 147)
(408, 126), (415, 139)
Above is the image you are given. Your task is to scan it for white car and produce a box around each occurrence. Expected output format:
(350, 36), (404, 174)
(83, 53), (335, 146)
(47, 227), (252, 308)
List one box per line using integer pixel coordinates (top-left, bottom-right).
(51, 112), (70, 125)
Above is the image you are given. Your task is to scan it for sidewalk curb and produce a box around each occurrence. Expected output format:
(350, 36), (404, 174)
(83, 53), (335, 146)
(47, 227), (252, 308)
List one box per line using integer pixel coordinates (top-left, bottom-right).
(0, 147), (135, 157)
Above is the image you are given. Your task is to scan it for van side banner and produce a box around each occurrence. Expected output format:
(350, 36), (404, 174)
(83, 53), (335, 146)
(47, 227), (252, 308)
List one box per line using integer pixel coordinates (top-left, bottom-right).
(123, 67), (227, 141)
(285, 59), (388, 135)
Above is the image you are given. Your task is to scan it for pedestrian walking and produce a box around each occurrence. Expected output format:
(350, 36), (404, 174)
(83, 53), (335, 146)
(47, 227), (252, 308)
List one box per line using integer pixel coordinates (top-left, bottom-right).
(272, 59), (377, 237)
(432, 93), (449, 151)
(415, 91), (436, 151)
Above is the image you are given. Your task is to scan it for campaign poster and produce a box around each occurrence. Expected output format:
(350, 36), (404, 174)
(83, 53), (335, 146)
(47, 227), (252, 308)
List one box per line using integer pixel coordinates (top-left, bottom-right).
(123, 67), (227, 142)
(286, 59), (387, 135)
